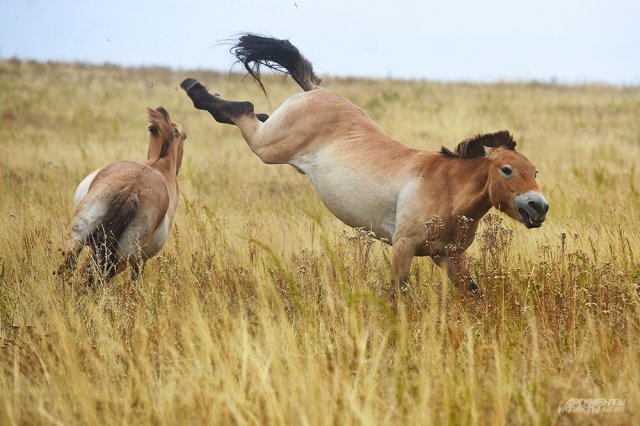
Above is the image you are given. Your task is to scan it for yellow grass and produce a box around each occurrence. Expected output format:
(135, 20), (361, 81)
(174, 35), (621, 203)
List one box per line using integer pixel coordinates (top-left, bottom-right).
(0, 59), (639, 425)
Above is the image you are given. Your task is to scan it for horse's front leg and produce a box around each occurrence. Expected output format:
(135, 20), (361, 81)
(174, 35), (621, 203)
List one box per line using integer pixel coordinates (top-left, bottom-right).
(434, 252), (480, 294)
(389, 238), (418, 308)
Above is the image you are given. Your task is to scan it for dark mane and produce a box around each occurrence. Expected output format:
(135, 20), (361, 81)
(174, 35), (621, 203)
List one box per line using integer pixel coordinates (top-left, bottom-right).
(440, 130), (517, 159)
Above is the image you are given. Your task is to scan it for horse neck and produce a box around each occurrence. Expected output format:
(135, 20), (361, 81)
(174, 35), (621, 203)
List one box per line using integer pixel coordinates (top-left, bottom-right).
(446, 157), (493, 222)
(147, 140), (162, 162)
(147, 144), (180, 189)
(153, 155), (178, 179)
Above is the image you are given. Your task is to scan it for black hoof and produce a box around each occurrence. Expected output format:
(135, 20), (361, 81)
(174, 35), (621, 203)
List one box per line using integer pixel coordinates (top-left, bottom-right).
(180, 78), (201, 92)
(180, 78), (218, 109)
(181, 78), (261, 126)
(468, 279), (483, 296)
(180, 78), (235, 124)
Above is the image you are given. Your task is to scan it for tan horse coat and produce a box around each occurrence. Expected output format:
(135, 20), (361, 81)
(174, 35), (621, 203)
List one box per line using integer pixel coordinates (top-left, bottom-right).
(58, 107), (186, 283)
(182, 35), (548, 301)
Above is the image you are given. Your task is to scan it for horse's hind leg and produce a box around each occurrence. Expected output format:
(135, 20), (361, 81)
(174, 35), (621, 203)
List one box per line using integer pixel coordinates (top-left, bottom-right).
(129, 258), (144, 281)
(56, 213), (96, 276)
(56, 237), (83, 276)
(182, 78), (294, 164)
(181, 78), (269, 124)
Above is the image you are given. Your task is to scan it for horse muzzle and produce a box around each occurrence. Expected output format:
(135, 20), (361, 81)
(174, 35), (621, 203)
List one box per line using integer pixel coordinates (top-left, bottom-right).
(515, 192), (549, 229)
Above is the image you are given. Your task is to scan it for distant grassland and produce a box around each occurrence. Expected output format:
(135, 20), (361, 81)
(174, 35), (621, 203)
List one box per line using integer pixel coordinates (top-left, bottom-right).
(0, 59), (639, 425)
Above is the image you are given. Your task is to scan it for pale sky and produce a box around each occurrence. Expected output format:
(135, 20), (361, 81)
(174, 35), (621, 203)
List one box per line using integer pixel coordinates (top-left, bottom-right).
(1, 0), (638, 85)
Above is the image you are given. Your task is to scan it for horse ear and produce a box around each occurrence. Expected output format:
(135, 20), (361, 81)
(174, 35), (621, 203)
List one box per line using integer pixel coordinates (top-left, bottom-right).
(147, 107), (173, 139)
(484, 146), (496, 158)
(154, 106), (171, 124)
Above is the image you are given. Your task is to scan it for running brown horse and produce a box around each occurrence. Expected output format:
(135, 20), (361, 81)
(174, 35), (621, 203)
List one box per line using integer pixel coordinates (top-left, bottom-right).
(57, 107), (187, 284)
(181, 34), (548, 302)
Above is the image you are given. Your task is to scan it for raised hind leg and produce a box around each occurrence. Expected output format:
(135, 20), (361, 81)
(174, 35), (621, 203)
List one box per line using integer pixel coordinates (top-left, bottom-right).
(181, 79), (269, 124)
(181, 78), (304, 165)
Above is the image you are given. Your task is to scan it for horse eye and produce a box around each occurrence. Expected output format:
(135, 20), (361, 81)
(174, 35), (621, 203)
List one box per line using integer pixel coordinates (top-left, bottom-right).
(500, 166), (512, 176)
(535, 171), (539, 178)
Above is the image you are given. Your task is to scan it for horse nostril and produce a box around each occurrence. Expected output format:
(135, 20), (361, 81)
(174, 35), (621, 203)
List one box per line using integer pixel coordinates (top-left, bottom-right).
(528, 200), (549, 215)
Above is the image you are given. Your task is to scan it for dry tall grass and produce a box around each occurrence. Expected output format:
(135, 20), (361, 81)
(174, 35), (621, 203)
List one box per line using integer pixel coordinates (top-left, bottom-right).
(0, 60), (639, 425)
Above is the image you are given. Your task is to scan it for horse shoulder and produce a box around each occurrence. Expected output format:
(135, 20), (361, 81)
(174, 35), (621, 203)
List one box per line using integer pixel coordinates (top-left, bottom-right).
(389, 155), (457, 250)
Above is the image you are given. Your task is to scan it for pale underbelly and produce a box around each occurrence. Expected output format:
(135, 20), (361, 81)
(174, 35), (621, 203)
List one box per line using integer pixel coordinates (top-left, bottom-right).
(289, 153), (405, 241)
(139, 214), (171, 259)
(315, 186), (397, 240)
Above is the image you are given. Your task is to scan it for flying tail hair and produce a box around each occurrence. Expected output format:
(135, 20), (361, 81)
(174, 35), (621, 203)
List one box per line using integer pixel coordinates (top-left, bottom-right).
(232, 34), (321, 94)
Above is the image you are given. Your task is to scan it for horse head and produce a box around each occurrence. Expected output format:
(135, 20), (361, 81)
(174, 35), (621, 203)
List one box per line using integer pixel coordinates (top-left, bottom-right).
(147, 107), (187, 174)
(442, 130), (549, 228)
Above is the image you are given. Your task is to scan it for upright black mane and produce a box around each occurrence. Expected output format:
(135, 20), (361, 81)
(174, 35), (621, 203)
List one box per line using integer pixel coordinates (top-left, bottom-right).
(440, 130), (517, 159)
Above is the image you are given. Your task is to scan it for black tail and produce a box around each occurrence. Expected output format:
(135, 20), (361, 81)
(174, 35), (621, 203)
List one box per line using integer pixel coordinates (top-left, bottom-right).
(232, 34), (321, 94)
(87, 190), (139, 282)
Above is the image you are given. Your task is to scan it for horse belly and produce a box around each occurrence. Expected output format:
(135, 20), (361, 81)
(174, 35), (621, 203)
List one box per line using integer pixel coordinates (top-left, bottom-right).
(142, 214), (171, 259)
(115, 185), (174, 261)
(290, 153), (401, 240)
(142, 191), (178, 259)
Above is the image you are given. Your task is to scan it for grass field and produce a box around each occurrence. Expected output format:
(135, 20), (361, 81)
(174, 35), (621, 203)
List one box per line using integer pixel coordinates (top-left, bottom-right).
(1, 59), (639, 425)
